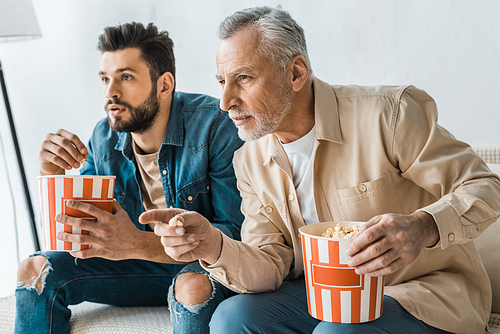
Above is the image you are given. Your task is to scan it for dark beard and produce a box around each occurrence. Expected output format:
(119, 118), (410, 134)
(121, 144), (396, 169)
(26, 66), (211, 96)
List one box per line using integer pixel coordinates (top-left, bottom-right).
(105, 85), (160, 134)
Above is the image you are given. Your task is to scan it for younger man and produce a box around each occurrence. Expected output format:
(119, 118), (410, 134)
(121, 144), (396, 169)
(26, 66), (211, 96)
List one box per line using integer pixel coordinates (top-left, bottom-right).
(15, 22), (242, 334)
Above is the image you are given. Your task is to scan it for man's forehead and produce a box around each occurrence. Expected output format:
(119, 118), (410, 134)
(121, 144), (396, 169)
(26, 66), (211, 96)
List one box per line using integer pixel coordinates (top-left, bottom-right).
(216, 29), (265, 77)
(100, 48), (146, 73)
(217, 27), (261, 56)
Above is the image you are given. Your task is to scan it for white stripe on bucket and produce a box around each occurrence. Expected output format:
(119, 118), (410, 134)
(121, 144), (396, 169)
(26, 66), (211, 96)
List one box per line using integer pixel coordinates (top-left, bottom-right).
(92, 178), (102, 198)
(321, 288), (332, 322)
(108, 178), (114, 198)
(360, 273), (371, 322)
(318, 238), (329, 263)
(375, 276), (383, 318)
(304, 235), (316, 318)
(341, 290), (351, 323)
(338, 240), (350, 264)
(73, 177), (83, 198)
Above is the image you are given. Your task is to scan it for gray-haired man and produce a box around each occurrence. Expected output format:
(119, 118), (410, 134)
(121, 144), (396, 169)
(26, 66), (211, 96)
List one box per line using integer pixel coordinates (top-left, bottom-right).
(143, 6), (500, 333)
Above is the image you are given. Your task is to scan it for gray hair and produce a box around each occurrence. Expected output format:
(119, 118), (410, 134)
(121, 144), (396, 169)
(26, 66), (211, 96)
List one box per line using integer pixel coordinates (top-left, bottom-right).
(217, 6), (313, 76)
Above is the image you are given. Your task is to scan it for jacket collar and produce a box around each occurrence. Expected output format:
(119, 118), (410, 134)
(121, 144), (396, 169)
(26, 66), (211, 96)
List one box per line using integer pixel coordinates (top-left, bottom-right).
(263, 77), (343, 164)
(312, 77), (342, 144)
(114, 92), (184, 158)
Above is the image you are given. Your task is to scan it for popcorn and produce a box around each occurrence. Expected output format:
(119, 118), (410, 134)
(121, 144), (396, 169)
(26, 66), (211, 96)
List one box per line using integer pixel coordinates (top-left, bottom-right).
(321, 223), (360, 239)
(168, 216), (183, 227)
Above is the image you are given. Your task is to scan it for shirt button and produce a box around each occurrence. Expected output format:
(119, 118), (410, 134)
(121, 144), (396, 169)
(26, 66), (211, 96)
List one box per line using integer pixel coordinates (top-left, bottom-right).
(162, 170), (167, 175)
(214, 272), (224, 277)
(265, 206), (273, 214)
(207, 186), (210, 190)
(448, 233), (455, 242)
(188, 196), (193, 201)
(241, 288), (248, 293)
(289, 194), (295, 201)
(358, 184), (367, 192)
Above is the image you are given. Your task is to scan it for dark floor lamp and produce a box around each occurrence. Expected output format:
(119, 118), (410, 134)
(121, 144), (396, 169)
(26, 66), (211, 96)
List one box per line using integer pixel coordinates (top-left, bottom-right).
(0, 0), (42, 252)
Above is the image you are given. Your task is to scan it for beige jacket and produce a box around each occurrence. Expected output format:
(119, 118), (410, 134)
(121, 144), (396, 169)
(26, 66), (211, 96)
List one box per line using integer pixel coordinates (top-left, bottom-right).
(203, 78), (500, 333)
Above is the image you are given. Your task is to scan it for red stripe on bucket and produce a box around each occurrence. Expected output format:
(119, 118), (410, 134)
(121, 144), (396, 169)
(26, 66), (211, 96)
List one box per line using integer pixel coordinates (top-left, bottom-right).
(101, 178), (110, 199)
(369, 276), (378, 320)
(63, 178), (73, 250)
(47, 178), (56, 250)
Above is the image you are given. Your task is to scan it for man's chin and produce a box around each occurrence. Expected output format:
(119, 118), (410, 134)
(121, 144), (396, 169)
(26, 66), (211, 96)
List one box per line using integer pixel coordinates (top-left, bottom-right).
(238, 129), (264, 142)
(107, 116), (129, 132)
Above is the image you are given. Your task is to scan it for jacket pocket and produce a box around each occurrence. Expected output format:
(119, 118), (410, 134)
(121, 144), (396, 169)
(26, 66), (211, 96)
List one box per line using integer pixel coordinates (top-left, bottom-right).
(178, 177), (211, 211)
(337, 171), (403, 221)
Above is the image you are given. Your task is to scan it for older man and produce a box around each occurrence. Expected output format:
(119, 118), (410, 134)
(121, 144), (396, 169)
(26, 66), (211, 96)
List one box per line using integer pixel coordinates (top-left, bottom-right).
(143, 6), (500, 333)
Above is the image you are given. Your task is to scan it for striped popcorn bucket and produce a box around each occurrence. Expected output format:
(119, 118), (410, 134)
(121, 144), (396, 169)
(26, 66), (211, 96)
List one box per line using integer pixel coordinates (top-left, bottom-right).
(299, 222), (384, 323)
(37, 175), (115, 251)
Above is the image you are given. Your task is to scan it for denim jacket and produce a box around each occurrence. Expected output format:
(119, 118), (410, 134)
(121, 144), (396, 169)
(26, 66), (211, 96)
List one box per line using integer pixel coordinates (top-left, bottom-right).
(80, 91), (244, 240)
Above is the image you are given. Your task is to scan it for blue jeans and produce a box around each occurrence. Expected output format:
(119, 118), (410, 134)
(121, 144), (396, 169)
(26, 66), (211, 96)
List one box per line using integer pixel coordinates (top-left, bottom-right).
(210, 276), (452, 334)
(15, 251), (231, 334)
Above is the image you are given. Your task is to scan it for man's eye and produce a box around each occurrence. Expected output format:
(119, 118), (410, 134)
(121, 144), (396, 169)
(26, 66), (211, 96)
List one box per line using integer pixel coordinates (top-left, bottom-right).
(218, 80), (225, 86)
(122, 75), (132, 81)
(101, 77), (109, 84)
(240, 75), (248, 80)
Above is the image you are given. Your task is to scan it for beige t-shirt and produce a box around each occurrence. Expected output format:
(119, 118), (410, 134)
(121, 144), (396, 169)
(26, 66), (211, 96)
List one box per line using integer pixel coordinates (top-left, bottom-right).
(132, 140), (167, 231)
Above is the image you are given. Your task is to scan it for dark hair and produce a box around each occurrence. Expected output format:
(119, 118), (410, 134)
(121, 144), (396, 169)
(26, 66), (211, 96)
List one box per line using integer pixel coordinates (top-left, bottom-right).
(97, 22), (176, 90)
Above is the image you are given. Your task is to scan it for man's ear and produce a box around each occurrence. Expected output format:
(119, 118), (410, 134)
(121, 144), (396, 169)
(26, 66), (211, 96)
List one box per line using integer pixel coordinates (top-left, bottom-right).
(158, 72), (175, 99)
(289, 55), (310, 92)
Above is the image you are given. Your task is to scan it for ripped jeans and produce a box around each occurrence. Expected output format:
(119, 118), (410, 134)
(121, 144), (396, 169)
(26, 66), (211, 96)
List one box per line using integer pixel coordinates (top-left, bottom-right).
(15, 251), (233, 334)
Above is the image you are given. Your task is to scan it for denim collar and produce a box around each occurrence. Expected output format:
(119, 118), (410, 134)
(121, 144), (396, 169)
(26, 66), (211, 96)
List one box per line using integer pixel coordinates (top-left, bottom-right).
(114, 92), (184, 159)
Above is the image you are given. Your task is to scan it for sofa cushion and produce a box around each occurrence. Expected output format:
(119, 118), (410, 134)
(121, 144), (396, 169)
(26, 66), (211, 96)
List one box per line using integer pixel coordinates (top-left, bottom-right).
(475, 162), (500, 314)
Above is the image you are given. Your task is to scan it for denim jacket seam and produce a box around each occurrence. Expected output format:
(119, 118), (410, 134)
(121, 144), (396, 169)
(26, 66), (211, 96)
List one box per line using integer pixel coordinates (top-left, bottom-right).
(92, 150), (123, 162)
(181, 103), (219, 111)
(207, 110), (224, 146)
(184, 142), (208, 154)
(178, 175), (209, 194)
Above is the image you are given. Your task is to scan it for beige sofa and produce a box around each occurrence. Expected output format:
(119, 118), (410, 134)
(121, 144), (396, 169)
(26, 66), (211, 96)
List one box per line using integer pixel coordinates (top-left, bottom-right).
(473, 145), (500, 334)
(0, 145), (499, 333)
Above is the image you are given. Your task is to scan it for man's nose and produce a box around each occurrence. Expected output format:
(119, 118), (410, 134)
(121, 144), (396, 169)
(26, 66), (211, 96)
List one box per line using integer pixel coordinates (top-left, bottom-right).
(105, 80), (121, 100)
(220, 84), (241, 112)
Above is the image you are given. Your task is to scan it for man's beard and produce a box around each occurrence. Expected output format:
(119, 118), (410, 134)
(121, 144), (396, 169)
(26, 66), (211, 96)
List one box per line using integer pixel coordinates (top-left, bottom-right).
(233, 85), (292, 142)
(105, 85), (160, 134)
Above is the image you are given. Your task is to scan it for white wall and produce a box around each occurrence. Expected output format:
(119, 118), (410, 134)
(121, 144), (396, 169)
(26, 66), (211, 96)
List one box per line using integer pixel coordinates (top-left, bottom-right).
(0, 0), (499, 297)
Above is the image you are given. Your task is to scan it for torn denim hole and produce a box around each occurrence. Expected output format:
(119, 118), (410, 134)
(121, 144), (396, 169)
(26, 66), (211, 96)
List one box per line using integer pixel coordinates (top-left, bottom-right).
(16, 258), (52, 295)
(168, 271), (217, 325)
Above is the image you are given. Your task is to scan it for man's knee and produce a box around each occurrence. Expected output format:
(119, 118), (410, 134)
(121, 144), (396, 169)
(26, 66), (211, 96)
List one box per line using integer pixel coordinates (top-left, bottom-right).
(210, 294), (254, 332)
(17, 255), (50, 293)
(174, 272), (212, 305)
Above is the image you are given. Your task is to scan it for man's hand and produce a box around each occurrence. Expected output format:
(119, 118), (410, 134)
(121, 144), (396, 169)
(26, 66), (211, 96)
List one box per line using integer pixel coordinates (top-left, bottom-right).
(346, 211), (439, 277)
(39, 129), (88, 175)
(56, 200), (149, 260)
(139, 209), (223, 265)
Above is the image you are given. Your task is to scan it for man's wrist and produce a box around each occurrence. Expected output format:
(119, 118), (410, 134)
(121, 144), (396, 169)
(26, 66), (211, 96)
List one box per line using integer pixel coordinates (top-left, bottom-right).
(413, 211), (439, 247)
(203, 228), (223, 265)
(132, 230), (164, 261)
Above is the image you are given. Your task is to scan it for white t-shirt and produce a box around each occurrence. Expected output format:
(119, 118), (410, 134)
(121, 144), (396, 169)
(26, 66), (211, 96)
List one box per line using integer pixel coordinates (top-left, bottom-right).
(281, 126), (319, 225)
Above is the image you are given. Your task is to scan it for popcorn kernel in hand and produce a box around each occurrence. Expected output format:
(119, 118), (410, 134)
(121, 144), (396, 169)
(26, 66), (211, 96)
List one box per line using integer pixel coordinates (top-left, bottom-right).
(168, 217), (183, 227)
